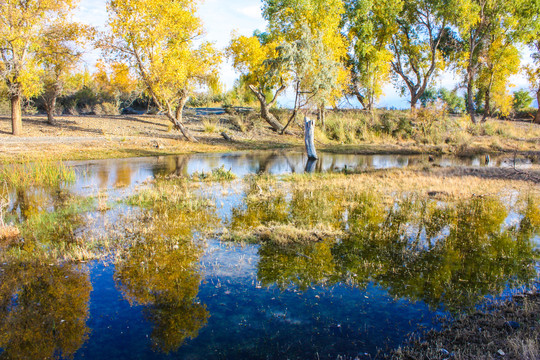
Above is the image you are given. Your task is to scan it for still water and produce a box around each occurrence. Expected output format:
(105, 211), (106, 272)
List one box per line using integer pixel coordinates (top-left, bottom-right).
(1, 151), (538, 359)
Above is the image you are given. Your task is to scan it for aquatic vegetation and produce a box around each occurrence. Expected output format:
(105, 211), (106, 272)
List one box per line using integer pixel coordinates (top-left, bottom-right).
(226, 174), (540, 312)
(1, 189), (96, 262)
(127, 179), (212, 212)
(0, 160), (76, 190)
(191, 165), (237, 182)
(0, 261), (91, 359)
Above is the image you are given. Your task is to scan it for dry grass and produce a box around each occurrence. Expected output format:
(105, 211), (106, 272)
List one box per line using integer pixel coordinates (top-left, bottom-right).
(271, 168), (539, 200)
(221, 224), (343, 245)
(389, 290), (540, 360)
(0, 225), (20, 246)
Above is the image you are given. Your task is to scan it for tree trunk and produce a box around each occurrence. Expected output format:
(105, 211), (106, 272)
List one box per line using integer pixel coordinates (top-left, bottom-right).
(175, 93), (188, 121)
(535, 90), (540, 124)
(168, 96), (197, 142)
(304, 116), (317, 160)
(410, 92), (420, 109)
(317, 104), (326, 130)
(466, 69), (477, 124)
(11, 94), (22, 136)
(248, 85), (286, 133)
(481, 89), (490, 123)
(45, 95), (57, 125)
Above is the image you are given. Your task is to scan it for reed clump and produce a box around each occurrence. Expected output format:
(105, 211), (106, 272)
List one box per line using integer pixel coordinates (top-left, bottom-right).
(0, 160), (76, 189)
(190, 165), (236, 182)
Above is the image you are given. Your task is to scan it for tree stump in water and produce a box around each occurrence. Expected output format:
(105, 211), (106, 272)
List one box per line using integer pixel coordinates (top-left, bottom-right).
(304, 116), (318, 160)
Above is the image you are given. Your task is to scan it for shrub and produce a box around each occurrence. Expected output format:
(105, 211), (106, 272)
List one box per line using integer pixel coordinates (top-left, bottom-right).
(202, 119), (218, 133)
(94, 102), (119, 116)
(513, 90), (533, 113)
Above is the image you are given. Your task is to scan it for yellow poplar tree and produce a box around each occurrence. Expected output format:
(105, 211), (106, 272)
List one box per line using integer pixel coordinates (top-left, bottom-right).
(476, 34), (520, 120)
(228, 33), (289, 133)
(94, 60), (139, 109)
(104, 0), (221, 142)
(38, 21), (93, 125)
(0, 0), (75, 135)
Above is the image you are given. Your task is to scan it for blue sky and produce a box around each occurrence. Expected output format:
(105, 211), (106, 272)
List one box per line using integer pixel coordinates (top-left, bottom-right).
(75, 0), (530, 109)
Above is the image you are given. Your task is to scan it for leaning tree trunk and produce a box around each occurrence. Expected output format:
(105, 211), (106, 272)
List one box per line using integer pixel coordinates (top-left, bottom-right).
(304, 116), (317, 160)
(168, 113), (197, 142)
(175, 94), (189, 125)
(11, 94), (22, 136)
(248, 85), (286, 133)
(166, 99), (197, 142)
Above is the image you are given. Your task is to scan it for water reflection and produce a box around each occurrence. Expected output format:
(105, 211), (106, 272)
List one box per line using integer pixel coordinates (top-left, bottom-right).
(114, 186), (215, 353)
(67, 151), (534, 194)
(0, 262), (91, 359)
(231, 189), (540, 312)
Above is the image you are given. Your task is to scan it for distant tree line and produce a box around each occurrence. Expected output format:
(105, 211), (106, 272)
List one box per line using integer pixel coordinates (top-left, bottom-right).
(1, 0), (539, 139)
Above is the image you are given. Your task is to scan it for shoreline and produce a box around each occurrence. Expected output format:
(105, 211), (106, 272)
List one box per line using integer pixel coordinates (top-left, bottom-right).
(1, 114), (539, 163)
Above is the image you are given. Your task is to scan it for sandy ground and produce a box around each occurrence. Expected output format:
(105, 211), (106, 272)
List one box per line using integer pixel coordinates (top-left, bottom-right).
(0, 112), (303, 161)
(1, 112), (539, 162)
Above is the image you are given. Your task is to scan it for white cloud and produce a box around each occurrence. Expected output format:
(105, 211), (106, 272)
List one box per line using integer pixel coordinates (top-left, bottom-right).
(237, 5), (263, 20)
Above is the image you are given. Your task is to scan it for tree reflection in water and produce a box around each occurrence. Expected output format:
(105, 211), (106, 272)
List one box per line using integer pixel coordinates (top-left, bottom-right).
(230, 186), (540, 312)
(114, 183), (216, 353)
(0, 262), (91, 359)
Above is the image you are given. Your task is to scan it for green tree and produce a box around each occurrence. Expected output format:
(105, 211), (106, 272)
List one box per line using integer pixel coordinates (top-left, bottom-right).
(512, 89), (533, 113)
(263, 0), (348, 127)
(389, 0), (458, 108)
(455, 0), (520, 123)
(438, 88), (466, 114)
(343, 0), (398, 110)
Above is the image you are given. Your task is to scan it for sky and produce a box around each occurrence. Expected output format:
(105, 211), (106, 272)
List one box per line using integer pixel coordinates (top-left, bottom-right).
(75, 0), (532, 109)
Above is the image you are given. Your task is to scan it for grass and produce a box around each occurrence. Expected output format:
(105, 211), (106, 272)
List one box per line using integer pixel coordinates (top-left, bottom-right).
(190, 166), (237, 182)
(0, 195), (97, 262)
(0, 159), (76, 189)
(222, 170), (539, 250)
(318, 109), (540, 155)
(202, 119), (219, 133)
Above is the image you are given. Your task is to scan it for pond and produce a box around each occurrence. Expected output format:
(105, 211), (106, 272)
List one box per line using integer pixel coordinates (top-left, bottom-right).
(0, 151), (538, 359)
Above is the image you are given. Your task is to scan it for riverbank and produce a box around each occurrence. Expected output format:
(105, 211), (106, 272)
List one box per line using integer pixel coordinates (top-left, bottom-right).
(1, 112), (539, 163)
(389, 289), (540, 360)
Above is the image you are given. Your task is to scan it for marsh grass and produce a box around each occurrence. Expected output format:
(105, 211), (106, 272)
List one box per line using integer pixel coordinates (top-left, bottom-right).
(0, 196), (97, 262)
(223, 170), (539, 247)
(319, 109), (540, 155)
(190, 165), (236, 182)
(0, 160), (76, 189)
